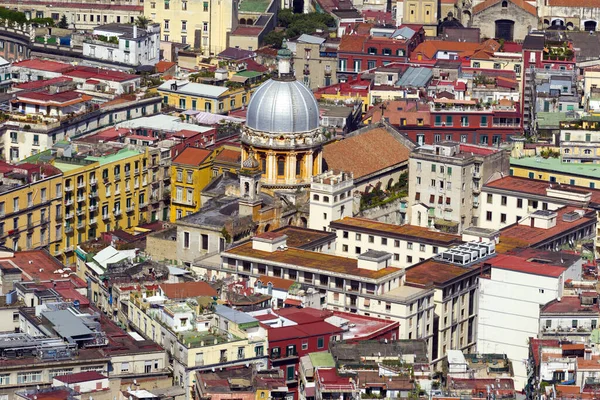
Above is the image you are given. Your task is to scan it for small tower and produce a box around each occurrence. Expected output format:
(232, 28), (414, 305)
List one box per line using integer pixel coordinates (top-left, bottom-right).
(277, 39), (293, 78)
(239, 149), (262, 217)
(309, 170), (354, 231)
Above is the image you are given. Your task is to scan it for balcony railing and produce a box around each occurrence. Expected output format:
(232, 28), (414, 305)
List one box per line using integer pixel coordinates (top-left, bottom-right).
(89, 191), (98, 198)
(77, 181), (85, 189)
(65, 212), (74, 220)
(65, 186), (73, 192)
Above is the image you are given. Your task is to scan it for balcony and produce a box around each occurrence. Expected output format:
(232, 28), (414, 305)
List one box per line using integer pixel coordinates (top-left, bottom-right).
(55, 212), (62, 220)
(63, 246), (74, 253)
(114, 174), (121, 181)
(134, 183), (139, 189)
(126, 205), (135, 213)
(65, 212), (74, 220)
(65, 199), (74, 206)
(77, 196), (85, 203)
(65, 226), (74, 234)
(90, 178), (97, 186)
(114, 209), (122, 217)
(27, 222), (34, 230)
(219, 356), (228, 363)
(77, 221), (86, 229)
(65, 186), (73, 192)
(139, 202), (149, 208)
(89, 191), (98, 199)
(102, 213), (111, 220)
(76, 208), (86, 216)
(8, 229), (18, 237)
(134, 168), (139, 175)
(89, 205), (98, 213)
(125, 170), (131, 178)
(77, 181), (85, 189)
(89, 217), (97, 225)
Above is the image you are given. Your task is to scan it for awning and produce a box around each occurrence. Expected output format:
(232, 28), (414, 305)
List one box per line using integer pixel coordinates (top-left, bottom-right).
(284, 298), (302, 306)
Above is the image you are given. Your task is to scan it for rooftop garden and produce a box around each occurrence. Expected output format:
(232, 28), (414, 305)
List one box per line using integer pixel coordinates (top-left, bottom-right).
(0, 7), (56, 27)
(360, 172), (407, 211)
(543, 42), (574, 61)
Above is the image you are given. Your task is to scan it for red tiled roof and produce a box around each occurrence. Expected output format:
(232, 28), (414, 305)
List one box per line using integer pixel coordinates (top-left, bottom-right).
(530, 338), (560, 367)
(244, 58), (268, 73)
(323, 127), (411, 179)
(541, 296), (599, 314)
(0, 250), (75, 282)
(500, 206), (596, 247)
(13, 59), (72, 73)
(473, 0), (536, 15)
(215, 148), (241, 164)
(274, 307), (332, 324)
(256, 275), (295, 291)
(156, 60), (176, 73)
(64, 66), (138, 82)
(160, 282), (218, 299)
(284, 298), (302, 306)
(231, 26), (263, 36)
(459, 143), (499, 155)
(268, 321), (343, 342)
(172, 147), (212, 166)
(488, 254), (567, 277)
(338, 35), (368, 52)
(14, 77), (73, 90)
(55, 371), (106, 384)
(406, 260), (478, 287)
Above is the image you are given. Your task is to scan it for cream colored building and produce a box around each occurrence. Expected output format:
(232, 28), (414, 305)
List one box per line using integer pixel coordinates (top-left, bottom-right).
(145, 0), (237, 55)
(330, 217), (464, 269)
(0, 0), (143, 30)
(395, 0), (438, 36)
(560, 119), (600, 164)
(194, 233), (436, 358)
(128, 295), (268, 389)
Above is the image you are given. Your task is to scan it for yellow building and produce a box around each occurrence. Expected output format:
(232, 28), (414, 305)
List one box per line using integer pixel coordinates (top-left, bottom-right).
(53, 148), (152, 265)
(212, 144), (242, 177)
(0, 164), (63, 252)
(145, 0), (237, 55)
(471, 54), (523, 82)
(170, 147), (216, 221)
(396, 0), (438, 36)
(158, 79), (255, 114)
(510, 156), (600, 189)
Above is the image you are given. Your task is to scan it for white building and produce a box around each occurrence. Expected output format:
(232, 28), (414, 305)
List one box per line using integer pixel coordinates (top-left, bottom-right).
(309, 170), (354, 232)
(84, 23), (160, 66)
(330, 216), (463, 268)
(408, 142), (509, 233)
(477, 250), (583, 390)
(539, 293), (599, 341)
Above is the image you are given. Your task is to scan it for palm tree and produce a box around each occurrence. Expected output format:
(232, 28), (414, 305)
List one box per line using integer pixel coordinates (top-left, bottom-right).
(135, 16), (150, 29)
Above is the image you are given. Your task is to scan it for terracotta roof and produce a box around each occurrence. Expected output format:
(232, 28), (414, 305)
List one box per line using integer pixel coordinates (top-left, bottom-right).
(547, 0), (600, 6)
(484, 176), (600, 205)
(55, 371), (106, 384)
(272, 226), (335, 249)
(472, 0), (536, 16)
(488, 254), (567, 277)
(13, 59), (73, 73)
(405, 259), (481, 287)
(231, 26), (263, 36)
(172, 147), (212, 166)
(214, 148), (241, 164)
(499, 206), (596, 247)
(364, 100), (430, 126)
(338, 34), (368, 52)
(155, 60), (176, 73)
(256, 275), (296, 291)
(412, 40), (481, 60)
(160, 282), (218, 299)
(331, 217), (463, 246)
(224, 242), (401, 280)
(541, 296), (599, 314)
(323, 127), (411, 180)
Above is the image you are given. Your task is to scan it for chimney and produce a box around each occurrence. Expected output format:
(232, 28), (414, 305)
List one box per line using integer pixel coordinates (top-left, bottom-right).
(133, 24), (138, 39)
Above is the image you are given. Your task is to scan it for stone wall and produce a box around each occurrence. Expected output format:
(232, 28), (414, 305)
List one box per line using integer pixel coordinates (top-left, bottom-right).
(471, 2), (537, 41)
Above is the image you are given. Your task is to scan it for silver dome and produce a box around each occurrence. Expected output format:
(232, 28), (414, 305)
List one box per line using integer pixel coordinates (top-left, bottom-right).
(246, 79), (320, 133)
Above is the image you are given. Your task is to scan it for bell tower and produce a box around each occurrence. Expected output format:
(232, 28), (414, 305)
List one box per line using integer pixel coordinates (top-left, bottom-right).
(239, 149), (262, 217)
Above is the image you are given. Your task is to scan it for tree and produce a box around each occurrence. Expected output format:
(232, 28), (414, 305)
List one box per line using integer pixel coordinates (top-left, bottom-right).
(264, 30), (285, 48)
(57, 14), (68, 29)
(135, 16), (150, 29)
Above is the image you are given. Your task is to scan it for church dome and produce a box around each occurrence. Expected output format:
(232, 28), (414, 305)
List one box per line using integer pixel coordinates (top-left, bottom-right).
(245, 78), (320, 134)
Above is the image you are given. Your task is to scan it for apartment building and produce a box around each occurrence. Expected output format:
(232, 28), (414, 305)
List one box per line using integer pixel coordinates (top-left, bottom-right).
(170, 147), (215, 221)
(84, 24), (161, 66)
(559, 119), (600, 164)
(477, 249), (583, 389)
(308, 170), (354, 232)
(0, 163), (63, 252)
(539, 293), (599, 342)
(194, 231), (436, 358)
(48, 146), (155, 265)
(408, 142), (510, 233)
(289, 34), (338, 89)
(158, 80), (254, 114)
(128, 292), (269, 389)
(145, 0), (237, 55)
(330, 217), (463, 269)
(404, 242), (496, 366)
(0, 0), (143, 31)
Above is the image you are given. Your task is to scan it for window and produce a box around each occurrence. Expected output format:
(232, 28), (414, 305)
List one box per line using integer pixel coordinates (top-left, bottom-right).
(201, 234), (209, 250)
(355, 247), (361, 254)
(164, 19), (169, 30)
(183, 232), (190, 248)
(203, 22), (208, 32)
(431, 164), (436, 172)
(501, 213), (507, 223)
(486, 211), (492, 221)
(164, 0), (170, 8)
(419, 244), (425, 252)
(481, 116), (488, 126)
(317, 337), (324, 348)
(487, 194), (493, 204)
(501, 196), (507, 206)
(473, 62), (480, 68)
(355, 233), (361, 240)
(381, 238), (387, 245)
(342, 244), (348, 252)
(517, 198), (523, 208)
(572, 319), (578, 328)
(0, 374), (9, 385)
(203, 1), (209, 10)
(407, 242), (413, 250)
(407, 255), (413, 263)
(286, 365), (294, 381)
(394, 240), (400, 248)
(368, 235), (374, 243)
(17, 372), (42, 384)
(342, 230), (347, 238)
(181, 20), (187, 31)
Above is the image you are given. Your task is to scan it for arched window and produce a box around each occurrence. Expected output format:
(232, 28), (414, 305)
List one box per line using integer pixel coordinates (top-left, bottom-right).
(564, 149), (570, 154)
(584, 149), (592, 155)
(267, 282), (272, 295)
(501, 0), (508, 7)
